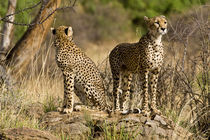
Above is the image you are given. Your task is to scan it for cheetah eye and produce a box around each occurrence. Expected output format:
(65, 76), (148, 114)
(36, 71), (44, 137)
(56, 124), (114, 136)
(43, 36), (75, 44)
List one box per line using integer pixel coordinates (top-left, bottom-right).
(164, 21), (167, 24)
(155, 21), (159, 25)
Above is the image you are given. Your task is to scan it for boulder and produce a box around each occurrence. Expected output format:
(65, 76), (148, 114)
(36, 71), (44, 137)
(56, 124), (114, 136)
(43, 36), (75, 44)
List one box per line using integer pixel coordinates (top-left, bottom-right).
(0, 127), (58, 140)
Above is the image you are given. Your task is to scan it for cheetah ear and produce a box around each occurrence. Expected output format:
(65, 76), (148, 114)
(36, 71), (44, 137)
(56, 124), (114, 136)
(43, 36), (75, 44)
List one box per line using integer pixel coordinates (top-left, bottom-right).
(64, 27), (73, 36)
(51, 27), (56, 35)
(160, 15), (166, 19)
(144, 16), (149, 22)
(64, 27), (69, 35)
(68, 26), (73, 36)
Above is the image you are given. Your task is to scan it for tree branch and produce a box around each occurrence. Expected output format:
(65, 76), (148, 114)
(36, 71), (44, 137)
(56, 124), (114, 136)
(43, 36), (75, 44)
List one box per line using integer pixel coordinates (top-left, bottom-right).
(0, 0), (77, 27)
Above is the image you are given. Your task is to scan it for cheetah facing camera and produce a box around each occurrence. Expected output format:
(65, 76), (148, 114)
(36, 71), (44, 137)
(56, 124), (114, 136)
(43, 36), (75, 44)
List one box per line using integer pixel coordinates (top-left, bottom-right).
(109, 15), (167, 116)
(51, 26), (112, 114)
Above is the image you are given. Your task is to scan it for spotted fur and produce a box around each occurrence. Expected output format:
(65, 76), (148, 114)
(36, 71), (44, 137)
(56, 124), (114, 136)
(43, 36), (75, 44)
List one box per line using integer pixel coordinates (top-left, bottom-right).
(109, 15), (167, 116)
(52, 26), (112, 114)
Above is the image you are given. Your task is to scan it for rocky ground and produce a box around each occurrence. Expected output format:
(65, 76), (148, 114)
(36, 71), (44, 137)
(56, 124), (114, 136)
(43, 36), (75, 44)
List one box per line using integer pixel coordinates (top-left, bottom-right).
(0, 103), (193, 140)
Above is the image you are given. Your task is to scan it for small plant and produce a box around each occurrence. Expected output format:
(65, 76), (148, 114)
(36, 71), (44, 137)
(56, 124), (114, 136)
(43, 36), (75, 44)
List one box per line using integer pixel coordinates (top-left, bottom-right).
(102, 122), (141, 140)
(43, 95), (61, 113)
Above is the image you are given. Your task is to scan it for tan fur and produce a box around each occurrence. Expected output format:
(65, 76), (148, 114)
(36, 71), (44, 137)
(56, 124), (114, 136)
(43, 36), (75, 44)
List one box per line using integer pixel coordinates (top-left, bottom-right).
(52, 26), (112, 114)
(109, 15), (167, 116)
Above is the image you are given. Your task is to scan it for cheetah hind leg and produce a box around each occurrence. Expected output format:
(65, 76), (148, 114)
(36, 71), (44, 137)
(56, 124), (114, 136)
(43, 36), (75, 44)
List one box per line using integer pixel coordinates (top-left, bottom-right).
(141, 70), (151, 117)
(121, 71), (133, 115)
(112, 72), (121, 112)
(73, 86), (92, 112)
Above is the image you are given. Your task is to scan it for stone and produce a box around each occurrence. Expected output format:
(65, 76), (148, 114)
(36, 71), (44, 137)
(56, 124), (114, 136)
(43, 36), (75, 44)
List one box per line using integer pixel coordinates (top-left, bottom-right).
(154, 115), (167, 125)
(120, 116), (140, 123)
(139, 116), (147, 123)
(142, 126), (154, 136)
(0, 127), (58, 140)
(40, 112), (90, 138)
(145, 119), (159, 128)
(156, 127), (167, 137)
(38, 110), (191, 139)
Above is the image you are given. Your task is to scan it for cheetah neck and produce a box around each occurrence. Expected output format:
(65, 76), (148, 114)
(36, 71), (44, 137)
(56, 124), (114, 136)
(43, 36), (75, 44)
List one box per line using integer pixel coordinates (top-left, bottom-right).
(146, 33), (162, 45)
(55, 37), (76, 48)
(153, 35), (162, 46)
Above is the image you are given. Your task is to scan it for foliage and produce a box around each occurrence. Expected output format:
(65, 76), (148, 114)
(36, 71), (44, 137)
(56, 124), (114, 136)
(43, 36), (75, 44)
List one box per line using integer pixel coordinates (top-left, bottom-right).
(75, 0), (131, 42)
(119, 0), (207, 25)
(0, 0), (40, 44)
(81, 0), (208, 34)
(1, 0), (208, 43)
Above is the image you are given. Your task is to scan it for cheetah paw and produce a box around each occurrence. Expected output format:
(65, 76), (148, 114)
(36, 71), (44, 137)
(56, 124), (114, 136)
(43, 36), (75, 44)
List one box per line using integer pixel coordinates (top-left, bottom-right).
(151, 108), (162, 115)
(132, 108), (141, 114)
(121, 110), (130, 115)
(74, 105), (82, 111)
(141, 109), (151, 117)
(114, 107), (121, 112)
(57, 107), (63, 112)
(74, 105), (89, 111)
(63, 108), (73, 114)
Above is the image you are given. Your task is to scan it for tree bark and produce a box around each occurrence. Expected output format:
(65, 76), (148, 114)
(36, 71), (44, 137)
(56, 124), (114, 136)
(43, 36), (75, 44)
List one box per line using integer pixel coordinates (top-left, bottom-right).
(6, 0), (61, 78)
(0, 0), (17, 62)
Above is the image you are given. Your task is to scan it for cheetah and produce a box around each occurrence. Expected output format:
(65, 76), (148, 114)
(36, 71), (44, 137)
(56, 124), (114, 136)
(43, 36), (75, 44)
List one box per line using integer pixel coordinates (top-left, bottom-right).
(109, 15), (167, 116)
(51, 26), (112, 114)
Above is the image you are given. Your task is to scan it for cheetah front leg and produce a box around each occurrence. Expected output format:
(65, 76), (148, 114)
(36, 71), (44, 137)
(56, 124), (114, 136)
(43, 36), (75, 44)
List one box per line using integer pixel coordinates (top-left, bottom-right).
(150, 69), (161, 115)
(141, 69), (150, 117)
(61, 70), (75, 114)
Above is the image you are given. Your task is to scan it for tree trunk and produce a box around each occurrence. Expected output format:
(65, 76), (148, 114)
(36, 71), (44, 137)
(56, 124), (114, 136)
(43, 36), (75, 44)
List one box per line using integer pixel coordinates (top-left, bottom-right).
(0, 0), (17, 62)
(6, 0), (61, 78)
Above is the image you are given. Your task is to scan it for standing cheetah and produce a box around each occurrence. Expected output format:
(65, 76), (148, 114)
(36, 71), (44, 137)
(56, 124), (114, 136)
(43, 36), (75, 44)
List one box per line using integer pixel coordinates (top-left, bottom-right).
(109, 15), (167, 116)
(51, 26), (112, 114)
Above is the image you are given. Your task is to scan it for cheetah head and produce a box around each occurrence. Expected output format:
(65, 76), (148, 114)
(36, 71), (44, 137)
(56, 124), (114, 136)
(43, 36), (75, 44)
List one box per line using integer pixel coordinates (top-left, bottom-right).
(51, 26), (73, 40)
(144, 15), (167, 36)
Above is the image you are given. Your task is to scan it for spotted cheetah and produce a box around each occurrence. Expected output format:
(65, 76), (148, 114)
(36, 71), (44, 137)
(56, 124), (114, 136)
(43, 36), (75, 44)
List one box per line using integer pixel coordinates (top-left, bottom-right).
(109, 15), (167, 116)
(51, 26), (112, 114)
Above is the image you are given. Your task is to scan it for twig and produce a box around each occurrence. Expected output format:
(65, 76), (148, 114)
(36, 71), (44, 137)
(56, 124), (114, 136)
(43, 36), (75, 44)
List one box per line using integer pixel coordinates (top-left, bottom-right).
(0, 0), (77, 26)
(0, 0), (42, 21)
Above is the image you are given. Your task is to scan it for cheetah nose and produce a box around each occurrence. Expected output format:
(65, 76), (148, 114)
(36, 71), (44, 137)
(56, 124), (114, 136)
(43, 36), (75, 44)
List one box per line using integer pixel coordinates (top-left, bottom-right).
(161, 28), (165, 31)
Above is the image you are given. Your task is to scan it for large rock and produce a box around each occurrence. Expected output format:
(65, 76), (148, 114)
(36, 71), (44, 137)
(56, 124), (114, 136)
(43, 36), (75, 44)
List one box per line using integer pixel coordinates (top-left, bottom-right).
(0, 127), (58, 140)
(39, 111), (192, 140)
(0, 109), (192, 140)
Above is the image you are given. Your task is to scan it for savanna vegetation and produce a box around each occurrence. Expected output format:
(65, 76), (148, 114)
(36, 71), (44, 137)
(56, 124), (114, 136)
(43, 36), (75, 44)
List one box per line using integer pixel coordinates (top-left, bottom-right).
(0, 0), (209, 139)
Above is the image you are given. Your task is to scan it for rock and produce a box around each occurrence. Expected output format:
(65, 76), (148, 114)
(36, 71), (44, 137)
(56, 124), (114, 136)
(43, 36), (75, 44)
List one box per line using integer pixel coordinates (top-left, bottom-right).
(154, 115), (167, 125)
(0, 127), (58, 140)
(156, 127), (167, 137)
(38, 111), (192, 140)
(139, 116), (147, 123)
(40, 111), (90, 139)
(120, 115), (140, 123)
(145, 119), (159, 128)
(153, 115), (175, 129)
(142, 125), (154, 136)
